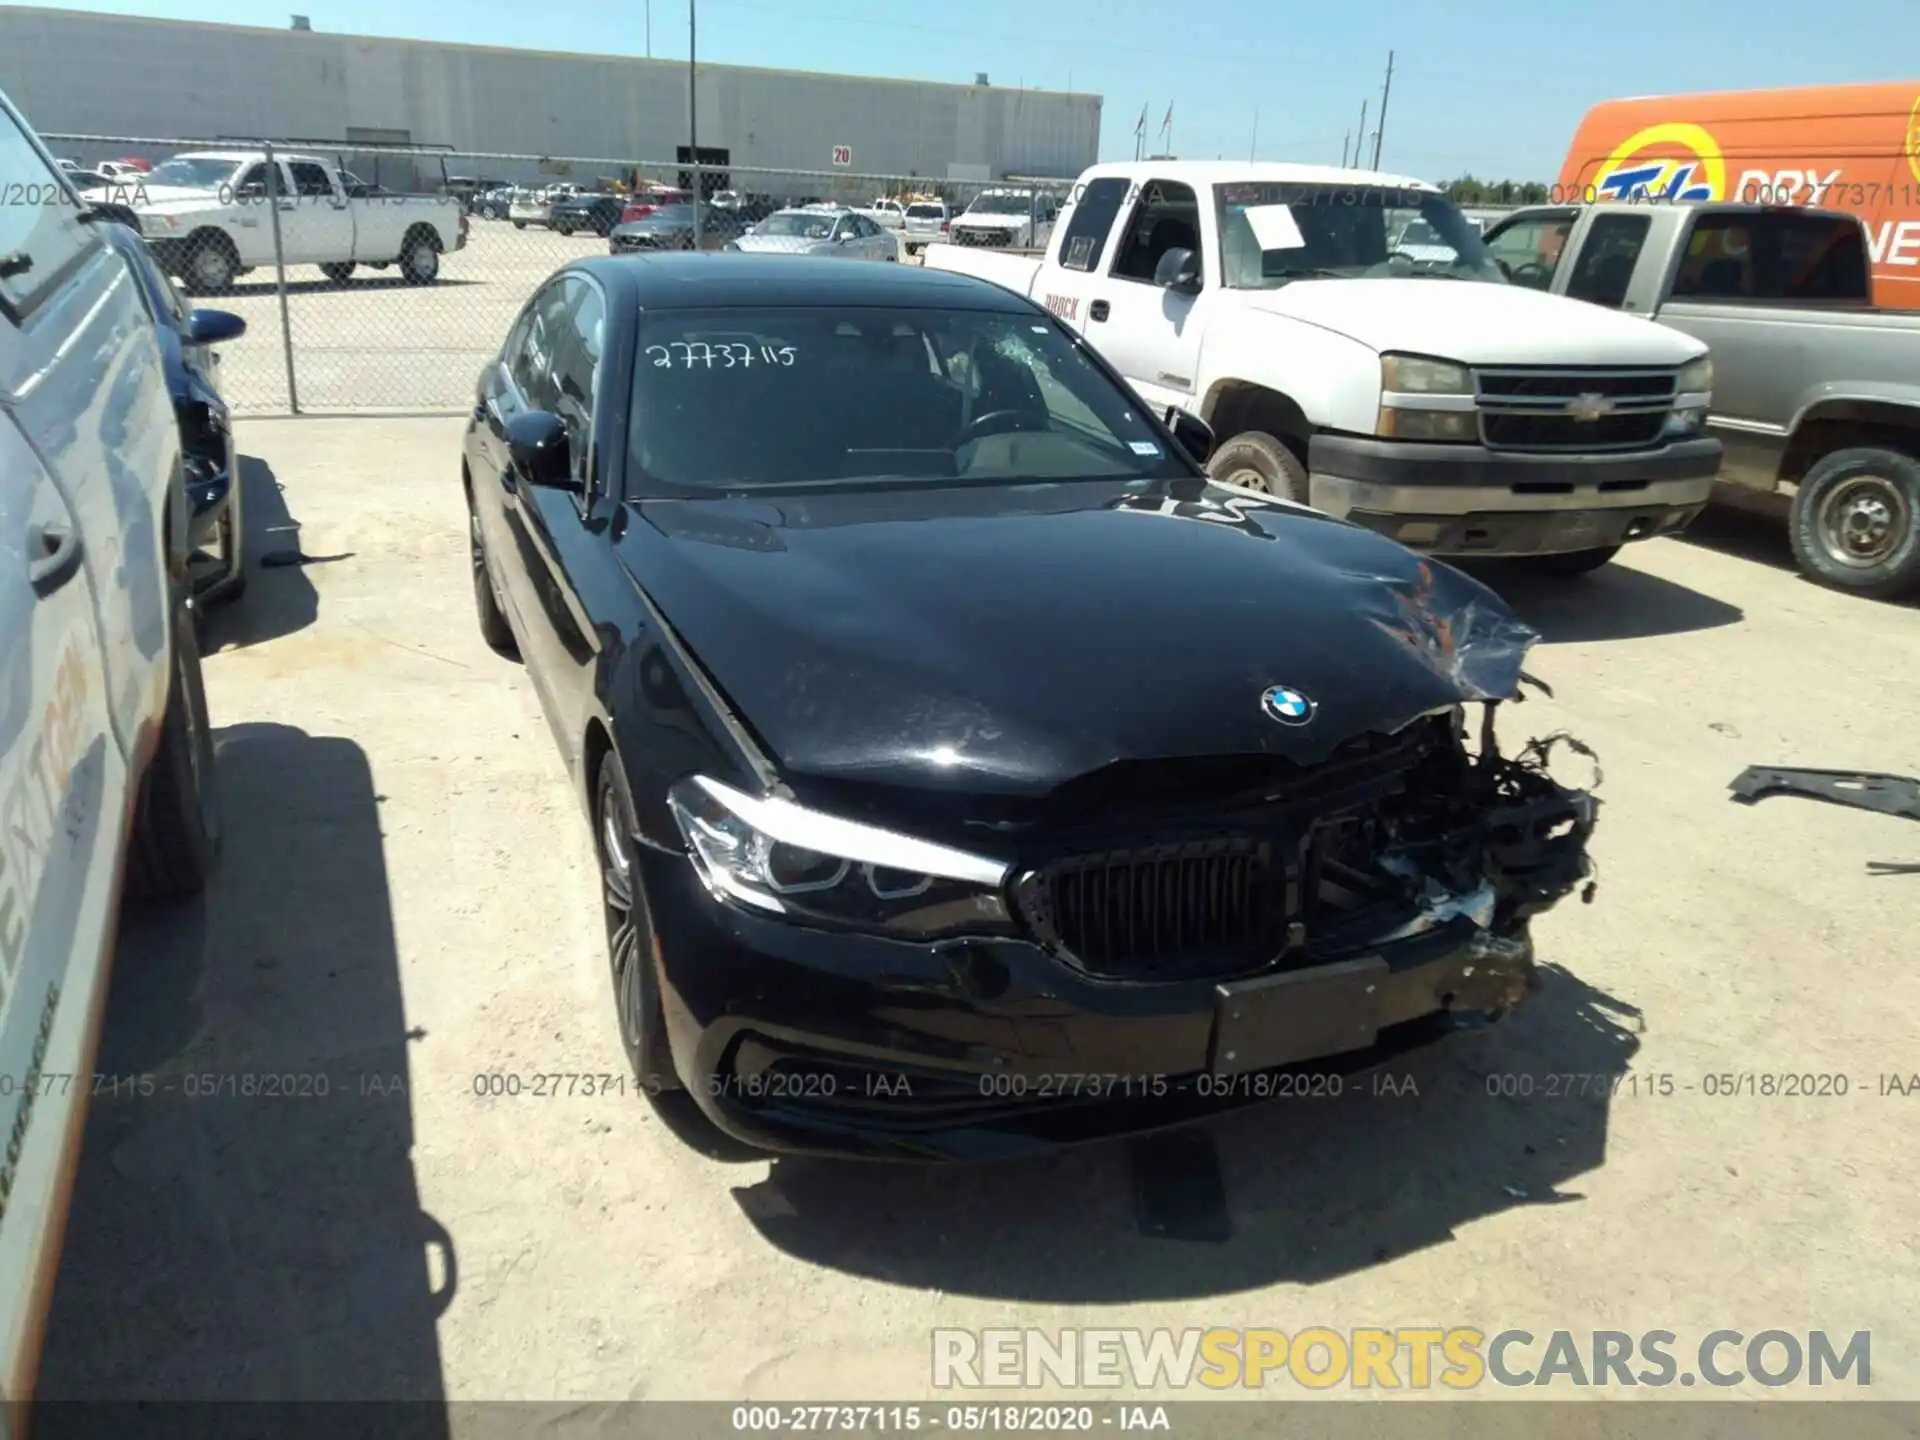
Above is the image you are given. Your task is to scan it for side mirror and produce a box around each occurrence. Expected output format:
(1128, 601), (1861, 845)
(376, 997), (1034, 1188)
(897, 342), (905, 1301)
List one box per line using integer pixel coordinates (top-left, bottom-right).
(1163, 406), (1216, 465)
(504, 410), (578, 491)
(185, 308), (247, 344)
(1153, 246), (1202, 293)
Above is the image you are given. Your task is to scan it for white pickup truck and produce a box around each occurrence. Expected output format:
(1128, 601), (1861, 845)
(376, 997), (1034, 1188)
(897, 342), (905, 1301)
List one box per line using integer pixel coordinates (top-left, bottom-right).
(88, 149), (467, 292)
(927, 161), (1723, 571)
(947, 187), (1058, 252)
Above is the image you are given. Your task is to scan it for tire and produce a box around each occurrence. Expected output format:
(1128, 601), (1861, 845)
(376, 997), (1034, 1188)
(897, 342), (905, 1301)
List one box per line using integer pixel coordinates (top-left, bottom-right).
(128, 591), (219, 900)
(1522, 545), (1622, 576)
(1207, 429), (1310, 503)
(596, 758), (680, 1095)
(182, 233), (239, 294)
(1789, 446), (1920, 600)
(466, 486), (518, 658)
(553, 222), (574, 237)
(319, 261), (355, 285)
(512, 220), (527, 230)
(400, 230), (441, 285)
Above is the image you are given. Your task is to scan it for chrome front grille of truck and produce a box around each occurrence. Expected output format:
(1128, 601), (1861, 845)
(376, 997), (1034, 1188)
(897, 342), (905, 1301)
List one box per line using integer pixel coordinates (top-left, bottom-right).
(1475, 368), (1678, 453)
(956, 228), (1014, 247)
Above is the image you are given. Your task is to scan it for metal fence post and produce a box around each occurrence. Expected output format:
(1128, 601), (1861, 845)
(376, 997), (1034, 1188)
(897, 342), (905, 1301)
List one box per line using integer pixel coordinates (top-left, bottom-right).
(263, 139), (301, 413)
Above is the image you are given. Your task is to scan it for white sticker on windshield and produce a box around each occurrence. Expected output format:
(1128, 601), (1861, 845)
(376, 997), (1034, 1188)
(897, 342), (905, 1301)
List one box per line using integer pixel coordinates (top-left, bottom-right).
(1244, 203), (1305, 251)
(1130, 441), (1162, 456)
(1031, 325), (1049, 333)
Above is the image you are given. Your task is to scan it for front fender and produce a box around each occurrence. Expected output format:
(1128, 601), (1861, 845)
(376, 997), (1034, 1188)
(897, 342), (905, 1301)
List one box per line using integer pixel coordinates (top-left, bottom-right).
(1197, 312), (1383, 435)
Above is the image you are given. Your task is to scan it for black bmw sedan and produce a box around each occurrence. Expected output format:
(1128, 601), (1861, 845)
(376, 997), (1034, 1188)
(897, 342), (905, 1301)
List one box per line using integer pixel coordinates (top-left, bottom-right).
(461, 255), (1598, 1161)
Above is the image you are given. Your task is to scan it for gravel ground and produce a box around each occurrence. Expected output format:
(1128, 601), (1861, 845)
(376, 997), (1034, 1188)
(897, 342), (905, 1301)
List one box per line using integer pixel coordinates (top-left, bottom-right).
(35, 420), (1920, 1410)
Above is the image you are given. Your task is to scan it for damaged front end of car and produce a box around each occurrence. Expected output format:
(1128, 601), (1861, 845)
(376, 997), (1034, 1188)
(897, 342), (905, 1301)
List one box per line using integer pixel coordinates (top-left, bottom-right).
(1009, 561), (1600, 1037)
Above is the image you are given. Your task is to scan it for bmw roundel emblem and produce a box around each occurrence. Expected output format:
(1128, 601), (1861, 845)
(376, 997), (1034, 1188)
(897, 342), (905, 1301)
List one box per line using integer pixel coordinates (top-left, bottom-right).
(1261, 685), (1317, 726)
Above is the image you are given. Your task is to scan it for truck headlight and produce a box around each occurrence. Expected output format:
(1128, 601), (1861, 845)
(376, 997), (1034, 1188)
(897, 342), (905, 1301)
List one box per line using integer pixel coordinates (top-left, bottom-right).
(1676, 355), (1712, 399)
(666, 776), (1012, 938)
(140, 213), (178, 234)
(1379, 353), (1472, 395)
(1377, 407), (1478, 442)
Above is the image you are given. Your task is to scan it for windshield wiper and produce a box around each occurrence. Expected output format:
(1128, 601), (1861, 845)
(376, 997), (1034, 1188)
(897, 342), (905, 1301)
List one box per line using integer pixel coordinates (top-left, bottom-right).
(1262, 267), (1346, 281)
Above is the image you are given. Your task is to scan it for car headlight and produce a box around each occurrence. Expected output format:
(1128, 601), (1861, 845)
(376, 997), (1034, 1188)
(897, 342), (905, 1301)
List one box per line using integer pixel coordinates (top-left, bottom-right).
(1677, 355), (1712, 397)
(140, 213), (177, 234)
(1379, 353), (1472, 396)
(1376, 407), (1478, 442)
(666, 776), (1012, 938)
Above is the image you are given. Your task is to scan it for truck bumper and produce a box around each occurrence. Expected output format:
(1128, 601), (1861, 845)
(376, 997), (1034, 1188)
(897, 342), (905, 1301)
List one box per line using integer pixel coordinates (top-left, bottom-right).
(1308, 434), (1722, 558)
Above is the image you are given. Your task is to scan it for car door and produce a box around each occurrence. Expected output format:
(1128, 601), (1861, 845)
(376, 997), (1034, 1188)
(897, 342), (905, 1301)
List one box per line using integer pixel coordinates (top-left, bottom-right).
(504, 275), (610, 772)
(1086, 177), (1211, 413)
(0, 97), (147, 1402)
(853, 214), (892, 261)
(282, 160), (354, 265)
(1033, 175), (1130, 337)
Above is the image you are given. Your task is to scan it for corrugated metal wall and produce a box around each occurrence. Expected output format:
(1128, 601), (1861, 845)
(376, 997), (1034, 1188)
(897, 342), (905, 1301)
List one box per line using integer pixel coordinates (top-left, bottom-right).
(0, 6), (1101, 179)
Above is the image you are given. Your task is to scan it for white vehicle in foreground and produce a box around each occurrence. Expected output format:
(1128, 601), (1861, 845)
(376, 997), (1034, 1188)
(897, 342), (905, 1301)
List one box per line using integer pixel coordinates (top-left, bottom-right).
(3, 86), (219, 1409)
(92, 149), (467, 291)
(926, 160), (1721, 571)
(727, 207), (898, 261)
(947, 188), (1058, 251)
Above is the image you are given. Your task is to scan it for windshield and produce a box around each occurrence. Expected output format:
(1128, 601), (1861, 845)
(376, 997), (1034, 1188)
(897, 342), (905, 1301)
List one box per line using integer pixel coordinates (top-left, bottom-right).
(755, 212), (838, 240)
(629, 306), (1188, 495)
(967, 193), (1036, 216)
(637, 204), (695, 224)
(906, 204), (945, 219)
(1216, 183), (1503, 285)
(145, 156), (241, 190)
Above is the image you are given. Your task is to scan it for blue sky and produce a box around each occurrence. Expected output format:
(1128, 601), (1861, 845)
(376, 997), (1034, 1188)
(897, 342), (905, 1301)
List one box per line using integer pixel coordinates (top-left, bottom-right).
(20, 0), (1916, 179)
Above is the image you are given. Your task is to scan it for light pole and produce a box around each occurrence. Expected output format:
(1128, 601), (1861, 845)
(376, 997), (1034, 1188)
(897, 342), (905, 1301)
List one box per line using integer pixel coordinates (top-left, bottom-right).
(688, 0), (702, 250)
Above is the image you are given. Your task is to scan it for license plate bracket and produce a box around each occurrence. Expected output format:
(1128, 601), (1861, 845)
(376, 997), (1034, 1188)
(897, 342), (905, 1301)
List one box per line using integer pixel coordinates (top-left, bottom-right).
(1209, 957), (1388, 1075)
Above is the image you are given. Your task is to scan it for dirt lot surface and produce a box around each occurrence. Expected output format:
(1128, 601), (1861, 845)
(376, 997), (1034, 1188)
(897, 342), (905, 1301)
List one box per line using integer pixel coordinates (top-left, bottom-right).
(36, 418), (1920, 1407)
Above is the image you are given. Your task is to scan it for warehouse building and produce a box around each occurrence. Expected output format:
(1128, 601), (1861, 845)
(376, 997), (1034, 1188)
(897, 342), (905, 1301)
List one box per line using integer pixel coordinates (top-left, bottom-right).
(0, 7), (1101, 186)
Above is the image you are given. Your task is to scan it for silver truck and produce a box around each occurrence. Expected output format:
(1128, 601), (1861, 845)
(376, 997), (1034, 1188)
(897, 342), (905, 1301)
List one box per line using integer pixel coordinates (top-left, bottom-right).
(1485, 200), (1920, 599)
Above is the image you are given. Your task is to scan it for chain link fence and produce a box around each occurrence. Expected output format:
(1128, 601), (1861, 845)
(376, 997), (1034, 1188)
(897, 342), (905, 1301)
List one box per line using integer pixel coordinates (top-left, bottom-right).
(47, 135), (1073, 416)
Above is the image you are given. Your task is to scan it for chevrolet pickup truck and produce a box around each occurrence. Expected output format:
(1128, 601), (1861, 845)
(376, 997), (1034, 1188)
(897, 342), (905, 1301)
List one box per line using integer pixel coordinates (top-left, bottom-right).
(3, 87), (219, 1412)
(926, 161), (1721, 573)
(1484, 200), (1920, 598)
(87, 149), (467, 292)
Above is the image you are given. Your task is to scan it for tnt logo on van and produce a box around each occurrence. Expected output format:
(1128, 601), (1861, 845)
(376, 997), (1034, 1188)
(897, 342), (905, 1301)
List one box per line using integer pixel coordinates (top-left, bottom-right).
(1594, 122), (1726, 201)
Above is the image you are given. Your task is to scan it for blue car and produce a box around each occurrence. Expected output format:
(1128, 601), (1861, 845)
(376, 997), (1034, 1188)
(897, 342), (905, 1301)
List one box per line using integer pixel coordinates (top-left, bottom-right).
(98, 221), (249, 604)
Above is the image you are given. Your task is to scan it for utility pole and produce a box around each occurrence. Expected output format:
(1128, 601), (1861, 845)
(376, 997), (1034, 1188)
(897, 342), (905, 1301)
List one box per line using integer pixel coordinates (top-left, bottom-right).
(1371, 49), (1395, 170)
(1355, 100), (1367, 170)
(1250, 104), (1259, 161)
(646, 0), (651, 57)
(688, 0), (701, 248)
(1341, 130), (1350, 166)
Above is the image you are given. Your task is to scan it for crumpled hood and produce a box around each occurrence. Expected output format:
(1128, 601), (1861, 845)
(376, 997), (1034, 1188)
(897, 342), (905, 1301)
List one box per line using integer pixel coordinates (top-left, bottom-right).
(1242, 277), (1707, 366)
(623, 480), (1536, 795)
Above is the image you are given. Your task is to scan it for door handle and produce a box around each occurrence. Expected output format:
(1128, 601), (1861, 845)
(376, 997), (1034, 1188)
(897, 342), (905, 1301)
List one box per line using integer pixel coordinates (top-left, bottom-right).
(1089, 299), (1110, 322)
(28, 520), (84, 596)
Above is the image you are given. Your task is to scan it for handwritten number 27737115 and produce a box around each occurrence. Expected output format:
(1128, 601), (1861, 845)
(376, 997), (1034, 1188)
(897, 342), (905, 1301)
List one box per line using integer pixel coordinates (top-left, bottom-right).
(645, 343), (796, 369)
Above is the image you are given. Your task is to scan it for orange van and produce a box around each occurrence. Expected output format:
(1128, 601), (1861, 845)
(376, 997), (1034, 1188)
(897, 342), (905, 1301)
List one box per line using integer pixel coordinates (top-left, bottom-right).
(1557, 82), (1920, 309)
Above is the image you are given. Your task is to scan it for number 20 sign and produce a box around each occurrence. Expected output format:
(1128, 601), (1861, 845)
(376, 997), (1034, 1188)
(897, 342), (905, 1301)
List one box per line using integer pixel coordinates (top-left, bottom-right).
(831, 145), (853, 167)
